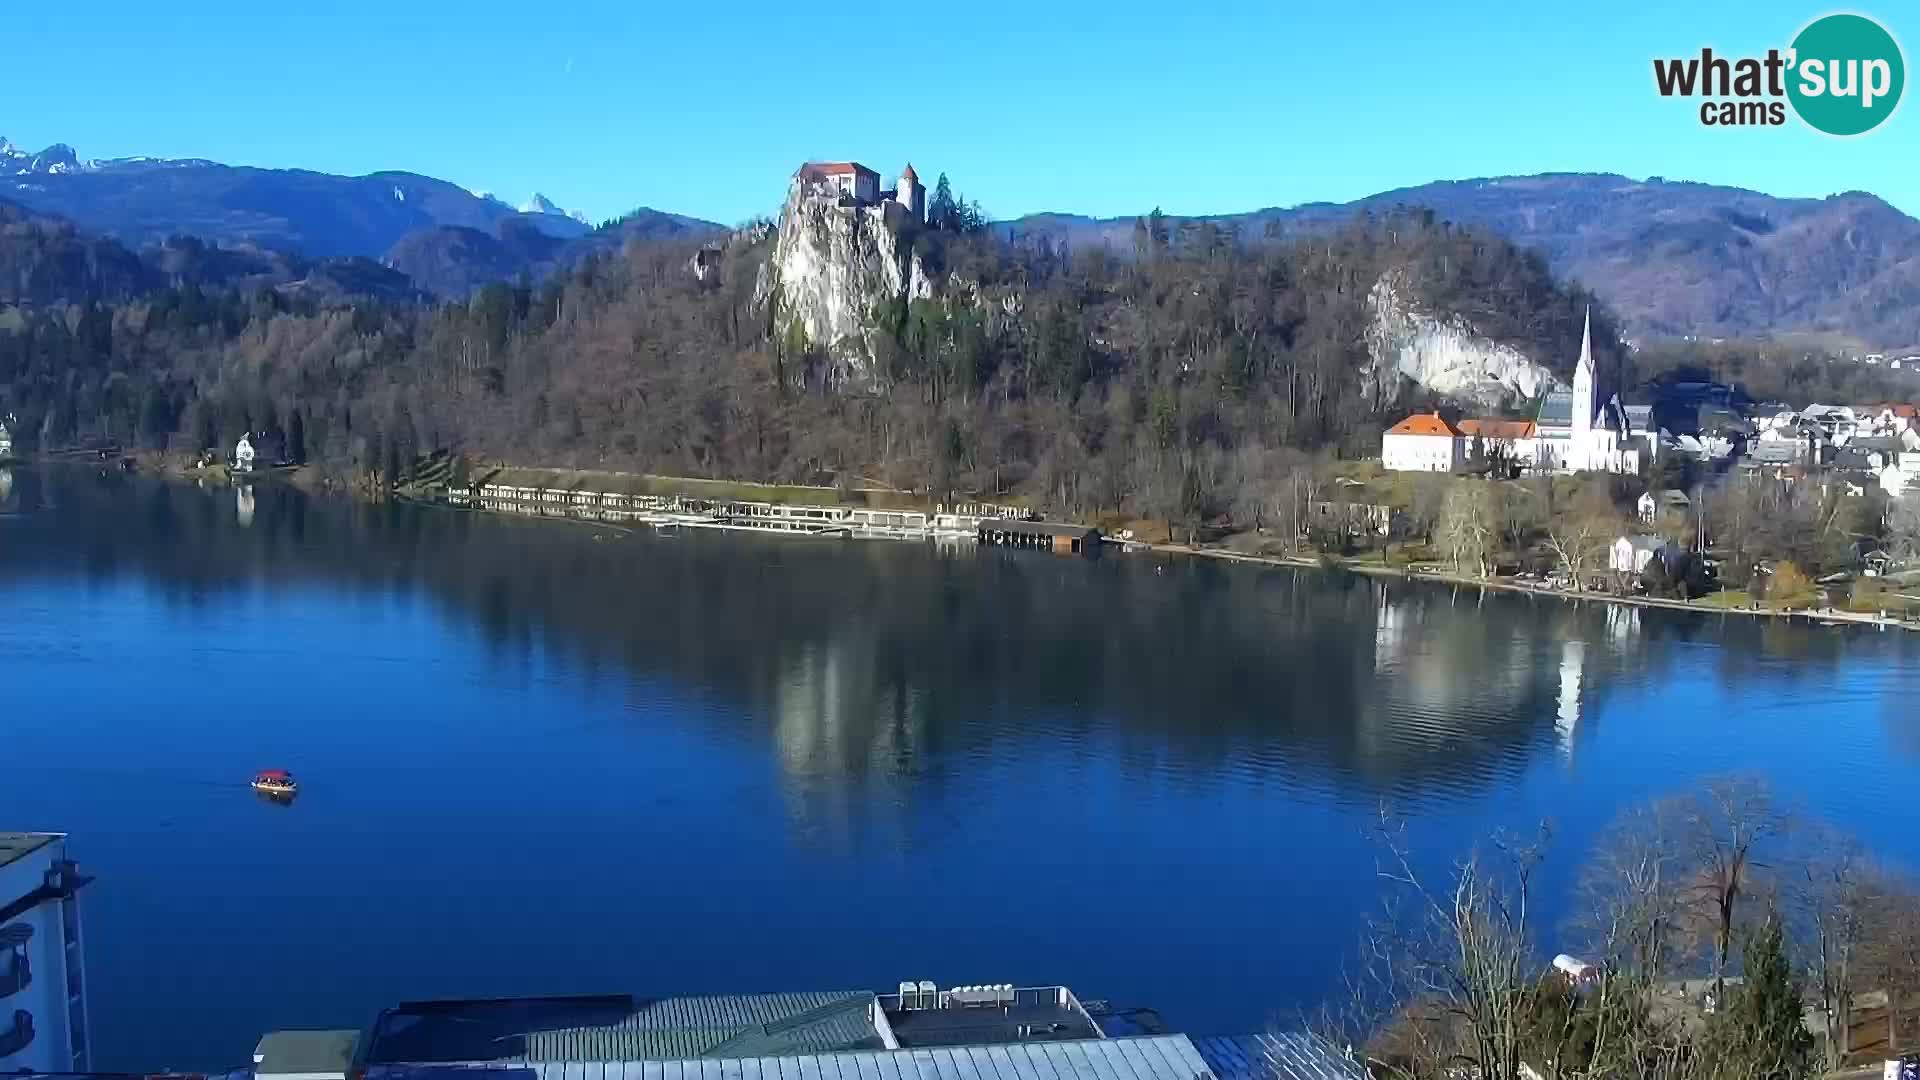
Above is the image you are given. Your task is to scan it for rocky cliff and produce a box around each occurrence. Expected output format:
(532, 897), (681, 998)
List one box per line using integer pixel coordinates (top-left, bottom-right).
(1364, 271), (1557, 410)
(764, 174), (930, 384)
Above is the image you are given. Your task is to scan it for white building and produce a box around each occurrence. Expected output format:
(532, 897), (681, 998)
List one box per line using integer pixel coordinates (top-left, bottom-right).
(1381, 412), (1465, 472)
(0, 833), (91, 1073)
(1637, 489), (1691, 523)
(1610, 534), (1669, 576)
(798, 161), (925, 221)
(0, 418), (11, 458)
(235, 433), (256, 473)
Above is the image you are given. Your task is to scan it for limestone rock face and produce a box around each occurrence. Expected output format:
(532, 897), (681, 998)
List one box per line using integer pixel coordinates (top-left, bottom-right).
(767, 174), (930, 385)
(1365, 271), (1556, 409)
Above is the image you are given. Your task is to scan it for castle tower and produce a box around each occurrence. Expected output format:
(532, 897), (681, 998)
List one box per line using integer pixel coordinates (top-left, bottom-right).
(897, 163), (924, 221)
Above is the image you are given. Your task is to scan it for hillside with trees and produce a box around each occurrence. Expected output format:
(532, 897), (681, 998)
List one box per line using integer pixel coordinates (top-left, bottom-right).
(1004, 174), (1920, 350)
(0, 201), (1611, 529)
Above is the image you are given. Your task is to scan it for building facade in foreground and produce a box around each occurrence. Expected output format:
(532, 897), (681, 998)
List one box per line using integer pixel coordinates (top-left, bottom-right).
(0, 833), (92, 1074)
(251, 983), (1363, 1080)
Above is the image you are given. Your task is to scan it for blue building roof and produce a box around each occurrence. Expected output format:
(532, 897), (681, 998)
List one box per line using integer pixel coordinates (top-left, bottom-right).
(1188, 1034), (1366, 1080)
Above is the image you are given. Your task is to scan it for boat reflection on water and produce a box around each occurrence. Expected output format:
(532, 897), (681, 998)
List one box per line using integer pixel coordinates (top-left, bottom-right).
(254, 788), (298, 807)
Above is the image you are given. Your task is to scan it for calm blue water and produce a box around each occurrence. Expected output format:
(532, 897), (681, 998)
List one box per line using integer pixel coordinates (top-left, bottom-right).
(1, 468), (1917, 1070)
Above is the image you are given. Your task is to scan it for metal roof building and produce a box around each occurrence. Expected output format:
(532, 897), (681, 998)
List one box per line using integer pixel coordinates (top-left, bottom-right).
(361, 1034), (1219, 1080)
(1188, 1034), (1367, 1080)
(361, 993), (886, 1066)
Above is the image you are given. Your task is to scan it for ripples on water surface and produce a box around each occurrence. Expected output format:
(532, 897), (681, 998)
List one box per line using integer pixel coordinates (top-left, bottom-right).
(1, 468), (1916, 1069)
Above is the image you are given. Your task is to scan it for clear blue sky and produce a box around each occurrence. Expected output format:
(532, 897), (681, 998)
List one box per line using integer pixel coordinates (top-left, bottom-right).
(9, 0), (1914, 224)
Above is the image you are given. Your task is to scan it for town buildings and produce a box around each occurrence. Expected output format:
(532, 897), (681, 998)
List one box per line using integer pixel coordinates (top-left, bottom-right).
(0, 833), (92, 1074)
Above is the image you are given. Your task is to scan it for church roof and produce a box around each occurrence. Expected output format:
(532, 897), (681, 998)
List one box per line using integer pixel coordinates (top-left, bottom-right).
(1386, 413), (1462, 437)
(900, 163), (918, 181)
(1458, 418), (1536, 441)
(1535, 391), (1574, 429)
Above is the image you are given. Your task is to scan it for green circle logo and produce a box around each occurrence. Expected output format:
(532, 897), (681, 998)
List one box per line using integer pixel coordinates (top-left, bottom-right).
(1787, 13), (1905, 135)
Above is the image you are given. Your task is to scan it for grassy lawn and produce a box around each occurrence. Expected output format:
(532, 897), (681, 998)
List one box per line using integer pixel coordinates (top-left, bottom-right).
(1696, 590), (1758, 610)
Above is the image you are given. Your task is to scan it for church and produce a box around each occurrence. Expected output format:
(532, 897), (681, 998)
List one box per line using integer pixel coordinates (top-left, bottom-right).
(1528, 308), (1645, 475)
(1380, 309), (1649, 476)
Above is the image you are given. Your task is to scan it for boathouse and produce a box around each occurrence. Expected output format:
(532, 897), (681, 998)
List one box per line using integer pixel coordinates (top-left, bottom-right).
(977, 519), (1101, 555)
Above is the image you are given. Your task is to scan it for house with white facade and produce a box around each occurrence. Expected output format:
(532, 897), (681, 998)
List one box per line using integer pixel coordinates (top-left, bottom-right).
(1610, 535), (1669, 577)
(1637, 489), (1691, 523)
(0, 419), (11, 458)
(0, 834), (91, 1073)
(234, 433), (256, 473)
(1381, 412), (1465, 472)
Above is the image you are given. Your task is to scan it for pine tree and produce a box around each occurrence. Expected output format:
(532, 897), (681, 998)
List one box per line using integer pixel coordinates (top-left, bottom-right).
(1705, 918), (1813, 1080)
(928, 174), (957, 231)
(287, 410), (306, 465)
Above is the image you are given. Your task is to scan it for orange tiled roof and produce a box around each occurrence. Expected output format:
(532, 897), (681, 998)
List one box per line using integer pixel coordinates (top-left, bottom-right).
(800, 161), (878, 178)
(1458, 418), (1537, 440)
(1386, 413), (1462, 437)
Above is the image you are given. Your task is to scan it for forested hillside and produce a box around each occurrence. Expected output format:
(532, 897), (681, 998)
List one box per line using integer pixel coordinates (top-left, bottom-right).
(1005, 174), (1920, 349)
(0, 207), (1609, 525)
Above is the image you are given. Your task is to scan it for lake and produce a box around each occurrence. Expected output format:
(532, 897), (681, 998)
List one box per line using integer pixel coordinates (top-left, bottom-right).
(2, 467), (1917, 1071)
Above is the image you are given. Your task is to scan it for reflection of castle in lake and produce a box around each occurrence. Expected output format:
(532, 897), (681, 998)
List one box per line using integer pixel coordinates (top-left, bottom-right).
(236, 485), (256, 528)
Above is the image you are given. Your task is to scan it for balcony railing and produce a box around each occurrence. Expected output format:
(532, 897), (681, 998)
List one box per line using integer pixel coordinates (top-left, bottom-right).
(0, 923), (31, 999)
(0, 1008), (35, 1058)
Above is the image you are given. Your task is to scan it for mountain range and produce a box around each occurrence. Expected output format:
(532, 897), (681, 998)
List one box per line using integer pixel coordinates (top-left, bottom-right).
(1001, 174), (1920, 350)
(5, 134), (1918, 348)
(0, 136), (720, 296)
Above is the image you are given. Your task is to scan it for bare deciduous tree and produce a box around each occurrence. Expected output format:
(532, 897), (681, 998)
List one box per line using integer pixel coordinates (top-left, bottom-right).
(1789, 827), (1877, 1071)
(1677, 777), (1790, 999)
(1360, 810), (1549, 1080)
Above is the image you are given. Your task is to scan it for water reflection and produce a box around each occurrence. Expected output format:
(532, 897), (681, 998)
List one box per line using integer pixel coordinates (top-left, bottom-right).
(5, 466), (1920, 1072)
(2, 467), (1905, 802)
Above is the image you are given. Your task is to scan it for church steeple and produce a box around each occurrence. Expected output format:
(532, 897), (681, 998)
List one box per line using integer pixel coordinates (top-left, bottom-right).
(1572, 305), (1594, 438)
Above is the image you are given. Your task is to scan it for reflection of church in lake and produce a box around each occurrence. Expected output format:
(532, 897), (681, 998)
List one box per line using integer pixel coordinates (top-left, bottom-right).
(1362, 585), (1646, 779)
(771, 634), (933, 847)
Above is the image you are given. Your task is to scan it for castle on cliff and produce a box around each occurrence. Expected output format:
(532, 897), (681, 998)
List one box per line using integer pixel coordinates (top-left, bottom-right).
(796, 161), (925, 222)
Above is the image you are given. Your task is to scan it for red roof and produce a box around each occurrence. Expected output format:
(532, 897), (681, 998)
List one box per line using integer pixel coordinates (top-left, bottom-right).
(1386, 413), (1462, 437)
(1458, 418), (1536, 440)
(800, 161), (878, 179)
(256, 769), (291, 780)
(900, 163), (918, 182)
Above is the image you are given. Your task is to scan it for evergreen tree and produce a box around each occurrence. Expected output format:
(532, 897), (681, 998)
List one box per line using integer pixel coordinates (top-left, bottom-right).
(1705, 918), (1813, 1080)
(287, 410), (306, 465)
(928, 174), (957, 231)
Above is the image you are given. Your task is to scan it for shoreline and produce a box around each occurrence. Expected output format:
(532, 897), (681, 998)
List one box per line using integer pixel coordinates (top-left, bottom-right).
(32, 456), (1915, 633)
(1138, 541), (1920, 631)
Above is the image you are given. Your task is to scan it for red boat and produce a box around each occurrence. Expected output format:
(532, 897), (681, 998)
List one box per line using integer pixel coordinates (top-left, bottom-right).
(251, 769), (298, 797)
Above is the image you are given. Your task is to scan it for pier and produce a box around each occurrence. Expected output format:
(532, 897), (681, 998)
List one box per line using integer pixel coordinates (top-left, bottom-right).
(459, 467), (1053, 546)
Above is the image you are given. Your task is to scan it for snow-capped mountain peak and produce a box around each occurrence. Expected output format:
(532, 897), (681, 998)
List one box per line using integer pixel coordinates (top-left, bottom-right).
(0, 137), (86, 176)
(519, 192), (589, 224)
